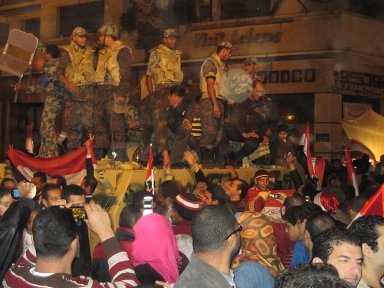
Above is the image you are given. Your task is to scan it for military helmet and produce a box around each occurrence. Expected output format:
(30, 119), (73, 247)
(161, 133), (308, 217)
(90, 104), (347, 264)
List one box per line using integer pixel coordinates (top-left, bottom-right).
(98, 24), (119, 38)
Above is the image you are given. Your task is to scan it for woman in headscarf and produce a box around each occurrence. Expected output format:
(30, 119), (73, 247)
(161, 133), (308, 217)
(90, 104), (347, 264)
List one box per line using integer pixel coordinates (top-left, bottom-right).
(132, 212), (188, 285)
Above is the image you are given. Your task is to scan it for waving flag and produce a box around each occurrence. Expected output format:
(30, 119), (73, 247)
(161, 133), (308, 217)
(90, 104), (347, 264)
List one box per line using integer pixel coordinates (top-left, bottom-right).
(349, 184), (384, 226)
(300, 122), (326, 189)
(6, 144), (96, 185)
(344, 145), (359, 196)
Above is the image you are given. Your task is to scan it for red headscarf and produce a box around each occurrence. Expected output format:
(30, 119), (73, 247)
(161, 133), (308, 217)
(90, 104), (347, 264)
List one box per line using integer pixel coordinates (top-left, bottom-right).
(132, 213), (181, 283)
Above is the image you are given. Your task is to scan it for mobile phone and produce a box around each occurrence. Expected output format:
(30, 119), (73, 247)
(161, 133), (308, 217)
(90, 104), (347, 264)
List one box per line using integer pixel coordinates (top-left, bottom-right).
(71, 206), (87, 220)
(12, 188), (20, 199)
(143, 196), (153, 216)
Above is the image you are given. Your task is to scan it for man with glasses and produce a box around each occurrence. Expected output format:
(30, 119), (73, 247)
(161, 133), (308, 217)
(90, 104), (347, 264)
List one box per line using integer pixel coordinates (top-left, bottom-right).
(175, 205), (241, 288)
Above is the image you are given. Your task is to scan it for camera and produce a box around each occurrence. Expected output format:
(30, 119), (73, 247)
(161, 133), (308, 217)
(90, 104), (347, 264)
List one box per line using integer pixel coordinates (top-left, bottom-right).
(71, 206), (87, 220)
(143, 196), (153, 216)
(12, 188), (20, 199)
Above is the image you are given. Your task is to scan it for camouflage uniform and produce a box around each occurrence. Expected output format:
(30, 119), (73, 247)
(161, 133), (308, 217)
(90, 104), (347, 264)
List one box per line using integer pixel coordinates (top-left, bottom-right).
(146, 43), (183, 89)
(57, 40), (95, 149)
(26, 58), (63, 157)
(199, 53), (227, 150)
(138, 88), (192, 164)
(94, 37), (132, 161)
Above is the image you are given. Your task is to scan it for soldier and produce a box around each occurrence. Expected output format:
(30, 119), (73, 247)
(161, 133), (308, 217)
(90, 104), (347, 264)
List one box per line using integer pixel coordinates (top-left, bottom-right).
(56, 27), (95, 150)
(199, 41), (234, 164)
(16, 45), (64, 157)
(138, 85), (191, 169)
(144, 28), (183, 97)
(94, 24), (132, 161)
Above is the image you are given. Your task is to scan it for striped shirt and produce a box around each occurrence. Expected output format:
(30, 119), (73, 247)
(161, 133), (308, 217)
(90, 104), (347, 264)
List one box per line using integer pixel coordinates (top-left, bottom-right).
(3, 237), (139, 288)
(191, 117), (202, 138)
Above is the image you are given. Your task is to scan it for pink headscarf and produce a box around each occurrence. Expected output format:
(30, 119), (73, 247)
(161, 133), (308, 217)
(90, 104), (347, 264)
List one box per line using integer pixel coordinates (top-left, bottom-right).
(132, 213), (181, 283)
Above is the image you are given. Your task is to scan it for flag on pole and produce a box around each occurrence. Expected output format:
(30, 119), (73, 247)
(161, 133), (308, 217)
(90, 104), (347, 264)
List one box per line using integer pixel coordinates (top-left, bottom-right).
(344, 145), (359, 196)
(6, 144), (96, 185)
(146, 143), (155, 193)
(349, 184), (384, 226)
(300, 122), (326, 189)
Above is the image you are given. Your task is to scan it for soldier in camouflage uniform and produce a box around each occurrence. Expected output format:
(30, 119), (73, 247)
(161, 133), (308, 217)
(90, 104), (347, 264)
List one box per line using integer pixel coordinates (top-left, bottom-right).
(199, 41), (234, 164)
(144, 28), (183, 97)
(94, 24), (132, 161)
(56, 27), (95, 150)
(138, 85), (192, 169)
(24, 45), (64, 157)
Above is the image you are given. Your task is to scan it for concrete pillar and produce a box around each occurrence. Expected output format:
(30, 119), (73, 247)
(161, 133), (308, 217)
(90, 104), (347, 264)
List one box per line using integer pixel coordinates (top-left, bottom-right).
(314, 93), (343, 160)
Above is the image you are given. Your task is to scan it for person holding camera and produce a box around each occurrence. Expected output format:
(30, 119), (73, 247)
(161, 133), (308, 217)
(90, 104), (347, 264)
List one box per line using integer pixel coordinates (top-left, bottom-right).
(3, 202), (140, 287)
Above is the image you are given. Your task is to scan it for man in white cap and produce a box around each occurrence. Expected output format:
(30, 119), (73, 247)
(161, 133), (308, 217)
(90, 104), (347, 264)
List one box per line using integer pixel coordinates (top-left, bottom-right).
(94, 24), (133, 161)
(56, 27), (95, 150)
(199, 41), (234, 165)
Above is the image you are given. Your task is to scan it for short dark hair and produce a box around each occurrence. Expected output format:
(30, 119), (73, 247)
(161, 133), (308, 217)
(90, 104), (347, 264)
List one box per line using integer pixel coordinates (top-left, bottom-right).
(50, 175), (67, 189)
(62, 184), (85, 202)
(0, 178), (16, 187)
(33, 171), (47, 183)
(41, 184), (61, 200)
(192, 205), (237, 253)
(312, 227), (360, 262)
(283, 203), (322, 225)
(275, 263), (341, 288)
(283, 193), (305, 210)
(306, 211), (336, 241)
(349, 215), (384, 252)
(33, 206), (77, 258)
(169, 85), (186, 98)
(0, 186), (11, 198)
(158, 180), (182, 200)
(232, 178), (248, 200)
(119, 205), (142, 228)
(45, 44), (60, 58)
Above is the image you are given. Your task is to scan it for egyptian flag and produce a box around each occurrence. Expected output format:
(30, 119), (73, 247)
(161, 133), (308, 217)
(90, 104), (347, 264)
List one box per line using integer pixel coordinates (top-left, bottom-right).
(146, 143), (155, 193)
(344, 145), (359, 196)
(300, 122), (326, 188)
(6, 144), (96, 185)
(349, 184), (384, 226)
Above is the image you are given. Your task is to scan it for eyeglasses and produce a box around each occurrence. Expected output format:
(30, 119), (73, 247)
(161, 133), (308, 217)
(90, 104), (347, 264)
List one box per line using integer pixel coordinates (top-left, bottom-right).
(224, 225), (242, 240)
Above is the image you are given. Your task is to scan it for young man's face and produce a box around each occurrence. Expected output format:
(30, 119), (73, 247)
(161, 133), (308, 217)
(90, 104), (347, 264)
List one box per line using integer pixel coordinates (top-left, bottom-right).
(31, 176), (45, 192)
(163, 37), (177, 50)
(286, 222), (301, 242)
(255, 176), (269, 191)
(326, 243), (362, 287)
(73, 34), (87, 47)
(371, 225), (384, 268)
(278, 131), (288, 140)
(44, 189), (62, 207)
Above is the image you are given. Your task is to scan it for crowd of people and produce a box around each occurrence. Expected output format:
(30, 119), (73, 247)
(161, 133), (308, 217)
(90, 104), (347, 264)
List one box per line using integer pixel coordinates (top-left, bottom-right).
(2, 24), (383, 288)
(1, 142), (384, 287)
